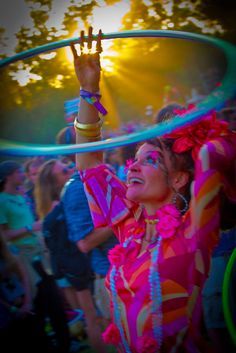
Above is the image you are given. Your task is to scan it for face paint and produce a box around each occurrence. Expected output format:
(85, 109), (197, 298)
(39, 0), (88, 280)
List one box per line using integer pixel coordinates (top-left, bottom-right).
(131, 150), (161, 169)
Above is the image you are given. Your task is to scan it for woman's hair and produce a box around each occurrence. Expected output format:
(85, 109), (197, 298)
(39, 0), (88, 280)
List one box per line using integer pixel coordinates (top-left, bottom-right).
(147, 137), (194, 207)
(34, 159), (61, 219)
(155, 103), (184, 123)
(151, 103), (194, 208)
(56, 126), (76, 145)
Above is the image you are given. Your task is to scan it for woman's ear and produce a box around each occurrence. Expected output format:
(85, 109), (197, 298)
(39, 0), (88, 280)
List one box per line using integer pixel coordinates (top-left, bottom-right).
(172, 171), (190, 192)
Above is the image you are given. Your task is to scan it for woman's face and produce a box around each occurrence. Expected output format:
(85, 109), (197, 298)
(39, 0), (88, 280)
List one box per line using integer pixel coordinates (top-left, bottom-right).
(126, 142), (174, 210)
(52, 161), (73, 190)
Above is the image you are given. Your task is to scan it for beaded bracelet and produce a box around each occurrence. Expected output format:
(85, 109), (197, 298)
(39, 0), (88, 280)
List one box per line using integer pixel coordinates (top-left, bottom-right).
(80, 89), (108, 116)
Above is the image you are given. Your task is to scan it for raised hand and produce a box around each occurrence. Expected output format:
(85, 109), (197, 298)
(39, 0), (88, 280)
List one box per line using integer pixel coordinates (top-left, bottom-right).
(70, 27), (103, 93)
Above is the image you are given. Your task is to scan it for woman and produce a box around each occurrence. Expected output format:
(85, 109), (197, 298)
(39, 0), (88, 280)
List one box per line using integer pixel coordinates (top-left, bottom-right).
(70, 30), (236, 353)
(34, 159), (75, 353)
(35, 158), (108, 353)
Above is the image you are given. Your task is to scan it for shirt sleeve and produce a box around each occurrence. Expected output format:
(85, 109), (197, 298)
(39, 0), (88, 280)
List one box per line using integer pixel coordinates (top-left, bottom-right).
(80, 164), (135, 229)
(189, 132), (236, 277)
(62, 176), (94, 243)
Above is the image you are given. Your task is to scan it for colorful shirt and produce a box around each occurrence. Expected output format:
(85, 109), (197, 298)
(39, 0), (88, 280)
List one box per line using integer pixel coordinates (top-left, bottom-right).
(80, 134), (236, 353)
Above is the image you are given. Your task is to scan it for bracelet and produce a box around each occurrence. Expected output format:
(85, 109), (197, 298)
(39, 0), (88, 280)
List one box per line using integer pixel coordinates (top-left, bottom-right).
(74, 128), (101, 138)
(74, 118), (103, 131)
(74, 119), (102, 138)
(80, 89), (108, 116)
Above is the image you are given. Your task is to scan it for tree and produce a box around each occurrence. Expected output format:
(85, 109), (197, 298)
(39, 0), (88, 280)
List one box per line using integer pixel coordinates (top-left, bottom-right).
(0, 0), (234, 145)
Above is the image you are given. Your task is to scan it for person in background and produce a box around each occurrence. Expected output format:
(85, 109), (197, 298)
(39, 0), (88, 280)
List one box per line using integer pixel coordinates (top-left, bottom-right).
(0, 160), (46, 299)
(0, 231), (37, 352)
(35, 158), (100, 352)
(155, 102), (236, 352)
(24, 157), (45, 221)
(69, 29), (236, 353)
(201, 106), (236, 353)
(34, 159), (80, 313)
(61, 170), (117, 332)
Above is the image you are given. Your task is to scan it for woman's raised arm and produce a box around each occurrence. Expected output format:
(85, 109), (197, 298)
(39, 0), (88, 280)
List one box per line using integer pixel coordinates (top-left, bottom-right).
(71, 27), (105, 169)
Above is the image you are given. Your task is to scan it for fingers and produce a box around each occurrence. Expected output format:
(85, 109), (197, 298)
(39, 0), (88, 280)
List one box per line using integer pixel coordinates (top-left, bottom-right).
(80, 30), (85, 54)
(96, 29), (103, 54)
(70, 42), (79, 59)
(70, 27), (103, 60)
(87, 26), (93, 51)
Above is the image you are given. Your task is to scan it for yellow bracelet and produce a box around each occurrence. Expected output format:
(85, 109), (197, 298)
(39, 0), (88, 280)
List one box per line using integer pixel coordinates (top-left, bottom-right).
(75, 131), (101, 140)
(74, 118), (103, 131)
(74, 127), (101, 138)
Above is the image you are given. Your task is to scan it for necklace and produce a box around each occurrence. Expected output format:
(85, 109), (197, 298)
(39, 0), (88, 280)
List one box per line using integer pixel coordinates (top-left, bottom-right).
(109, 235), (163, 352)
(106, 204), (181, 352)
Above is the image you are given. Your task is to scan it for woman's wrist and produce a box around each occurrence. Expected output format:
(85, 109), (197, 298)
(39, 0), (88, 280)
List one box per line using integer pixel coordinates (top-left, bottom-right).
(80, 86), (100, 94)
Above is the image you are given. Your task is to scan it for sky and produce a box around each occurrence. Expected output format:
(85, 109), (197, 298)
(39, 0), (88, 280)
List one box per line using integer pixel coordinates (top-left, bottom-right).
(0, 0), (130, 56)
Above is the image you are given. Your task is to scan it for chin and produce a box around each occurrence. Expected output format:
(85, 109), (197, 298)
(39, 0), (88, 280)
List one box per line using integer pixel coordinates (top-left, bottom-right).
(126, 189), (141, 203)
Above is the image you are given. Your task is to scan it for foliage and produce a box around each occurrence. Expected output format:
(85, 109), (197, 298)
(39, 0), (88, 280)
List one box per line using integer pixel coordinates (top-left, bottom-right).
(0, 0), (234, 145)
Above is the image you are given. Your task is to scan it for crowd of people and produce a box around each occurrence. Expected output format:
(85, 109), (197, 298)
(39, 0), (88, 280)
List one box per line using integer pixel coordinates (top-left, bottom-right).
(0, 28), (236, 353)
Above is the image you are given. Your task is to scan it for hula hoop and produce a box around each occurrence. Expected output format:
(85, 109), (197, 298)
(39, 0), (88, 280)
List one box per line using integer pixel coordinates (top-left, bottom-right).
(1, 30), (236, 156)
(222, 248), (236, 346)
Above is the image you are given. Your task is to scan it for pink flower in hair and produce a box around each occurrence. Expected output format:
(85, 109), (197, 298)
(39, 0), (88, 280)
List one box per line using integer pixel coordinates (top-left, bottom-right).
(102, 323), (120, 345)
(164, 111), (229, 160)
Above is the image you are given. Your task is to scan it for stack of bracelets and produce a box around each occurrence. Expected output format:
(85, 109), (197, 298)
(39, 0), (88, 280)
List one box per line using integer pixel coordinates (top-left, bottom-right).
(74, 88), (107, 140)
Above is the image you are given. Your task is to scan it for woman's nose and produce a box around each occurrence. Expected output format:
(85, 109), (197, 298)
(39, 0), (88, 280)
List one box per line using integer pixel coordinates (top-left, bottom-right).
(129, 159), (141, 172)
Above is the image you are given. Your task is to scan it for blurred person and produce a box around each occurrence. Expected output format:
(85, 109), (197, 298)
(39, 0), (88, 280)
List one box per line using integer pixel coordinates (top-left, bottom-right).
(0, 160), (70, 353)
(217, 106), (236, 131)
(0, 160), (47, 298)
(0, 231), (37, 352)
(34, 158), (79, 311)
(156, 102), (236, 353)
(35, 158), (83, 352)
(36, 159), (109, 353)
(61, 170), (117, 332)
(24, 157), (45, 220)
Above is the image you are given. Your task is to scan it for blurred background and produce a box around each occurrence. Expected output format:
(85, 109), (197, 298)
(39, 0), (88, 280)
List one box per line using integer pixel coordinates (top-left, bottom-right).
(0, 0), (235, 147)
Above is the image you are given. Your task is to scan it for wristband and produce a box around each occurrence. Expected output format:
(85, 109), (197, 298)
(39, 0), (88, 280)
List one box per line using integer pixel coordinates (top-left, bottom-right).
(80, 89), (108, 116)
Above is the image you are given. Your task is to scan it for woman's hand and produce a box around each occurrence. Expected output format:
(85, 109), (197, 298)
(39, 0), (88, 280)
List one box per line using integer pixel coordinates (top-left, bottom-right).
(71, 27), (102, 93)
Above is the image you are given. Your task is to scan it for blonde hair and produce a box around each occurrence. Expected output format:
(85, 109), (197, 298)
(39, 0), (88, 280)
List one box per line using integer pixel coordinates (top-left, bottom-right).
(34, 159), (61, 219)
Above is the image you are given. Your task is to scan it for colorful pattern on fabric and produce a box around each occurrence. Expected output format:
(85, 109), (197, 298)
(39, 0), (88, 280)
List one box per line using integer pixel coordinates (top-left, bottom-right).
(80, 133), (236, 353)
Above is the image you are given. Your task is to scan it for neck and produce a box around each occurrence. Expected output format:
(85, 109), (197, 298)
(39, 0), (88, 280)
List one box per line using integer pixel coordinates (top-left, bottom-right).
(143, 197), (173, 216)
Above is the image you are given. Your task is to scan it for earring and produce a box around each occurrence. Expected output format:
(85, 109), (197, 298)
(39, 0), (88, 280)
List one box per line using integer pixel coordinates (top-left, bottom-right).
(172, 192), (188, 214)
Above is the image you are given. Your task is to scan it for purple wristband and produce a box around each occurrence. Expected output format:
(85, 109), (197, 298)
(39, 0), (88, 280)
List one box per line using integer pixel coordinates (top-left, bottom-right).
(80, 89), (108, 116)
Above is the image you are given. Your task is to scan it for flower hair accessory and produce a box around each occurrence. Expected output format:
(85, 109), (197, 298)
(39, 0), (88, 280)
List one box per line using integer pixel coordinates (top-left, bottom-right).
(164, 109), (229, 160)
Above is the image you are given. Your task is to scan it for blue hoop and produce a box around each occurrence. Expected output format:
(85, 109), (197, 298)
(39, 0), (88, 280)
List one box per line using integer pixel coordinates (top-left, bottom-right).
(1, 30), (236, 156)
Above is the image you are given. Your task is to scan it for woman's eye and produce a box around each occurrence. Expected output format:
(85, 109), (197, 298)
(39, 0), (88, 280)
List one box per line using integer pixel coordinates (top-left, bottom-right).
(143, 156), (159, 168)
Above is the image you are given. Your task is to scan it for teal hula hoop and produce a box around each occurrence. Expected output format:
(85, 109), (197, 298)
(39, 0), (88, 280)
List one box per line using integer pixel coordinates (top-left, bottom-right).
(222, 248), (236, 346)
(1, 30), (236, 156)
